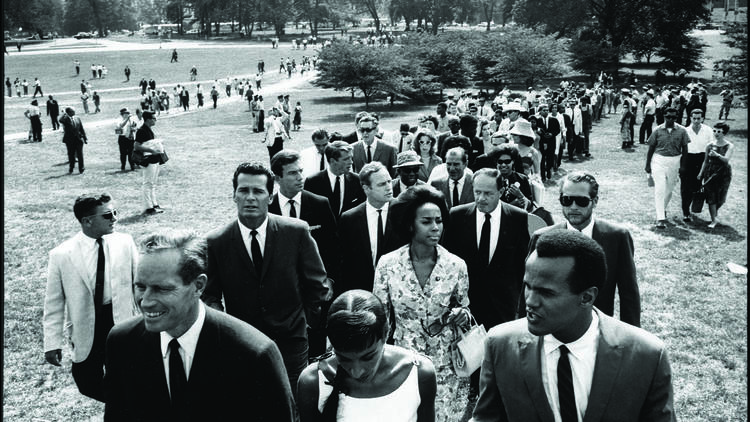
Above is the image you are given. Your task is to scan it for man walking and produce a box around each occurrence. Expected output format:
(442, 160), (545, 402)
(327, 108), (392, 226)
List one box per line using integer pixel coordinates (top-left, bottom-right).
(44, 193), (138, 402)
(32, 77), (43, 97)
(25, 100), (44, 142)
(115, 108), (138, 171)
(134, 111), (165, 215)
(59, 107), (87, 174)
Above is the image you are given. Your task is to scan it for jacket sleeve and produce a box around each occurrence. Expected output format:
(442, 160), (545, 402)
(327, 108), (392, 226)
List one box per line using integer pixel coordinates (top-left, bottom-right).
(297, 226), (330, 310)
(471, 337), (508, 422)
(255, 341), (300, 422)
(639, 347), (677, 422)
(42, 250), (65, 353)
(617, 230), (641, 327)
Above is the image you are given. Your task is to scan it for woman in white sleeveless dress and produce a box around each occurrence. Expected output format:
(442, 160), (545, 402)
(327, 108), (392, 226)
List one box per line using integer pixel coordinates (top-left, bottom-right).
(297, 290), (437, 422)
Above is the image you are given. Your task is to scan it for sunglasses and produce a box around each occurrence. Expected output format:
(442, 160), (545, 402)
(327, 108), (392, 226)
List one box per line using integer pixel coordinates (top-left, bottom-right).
(421, 317), (450, 337)
(559, 195), (592, 207)
(419, 140), (432, 145)
(497, 159), (513, 165)
(358, 127), (375, 133)
(89, 209), (119, 220)
(713, 129), (723, 133)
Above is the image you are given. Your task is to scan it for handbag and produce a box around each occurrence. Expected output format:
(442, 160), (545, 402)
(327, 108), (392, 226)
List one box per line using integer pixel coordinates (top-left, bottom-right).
(450, 312), (487, 377)
(158, 150), (169, 164)
(131, 149), (147, 166)
(691, 185), (705, 213)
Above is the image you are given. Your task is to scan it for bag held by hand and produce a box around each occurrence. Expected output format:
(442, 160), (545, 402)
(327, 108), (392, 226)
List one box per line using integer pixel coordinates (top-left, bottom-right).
(450, 312), (487, 377)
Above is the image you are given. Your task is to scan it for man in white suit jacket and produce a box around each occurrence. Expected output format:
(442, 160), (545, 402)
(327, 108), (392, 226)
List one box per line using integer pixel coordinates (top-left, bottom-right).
(43, 193), (138, 401)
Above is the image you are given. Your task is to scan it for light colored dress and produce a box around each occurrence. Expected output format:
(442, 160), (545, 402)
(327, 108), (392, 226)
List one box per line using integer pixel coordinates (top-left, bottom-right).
(318, 361), (420, 422)
(373, 244), (470, 422)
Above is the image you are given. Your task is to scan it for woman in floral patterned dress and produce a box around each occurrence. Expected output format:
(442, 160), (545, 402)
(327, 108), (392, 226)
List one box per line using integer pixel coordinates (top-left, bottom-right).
(373, 184), (470, 422)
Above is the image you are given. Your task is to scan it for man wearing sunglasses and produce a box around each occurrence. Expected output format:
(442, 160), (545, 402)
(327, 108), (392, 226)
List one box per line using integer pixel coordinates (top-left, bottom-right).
(351, 113), (398, 177)
(645, 107), (690, 229)
(43, 193), (139, 401)
(391, 150), (425, 197)
(518, 172), (640, 327)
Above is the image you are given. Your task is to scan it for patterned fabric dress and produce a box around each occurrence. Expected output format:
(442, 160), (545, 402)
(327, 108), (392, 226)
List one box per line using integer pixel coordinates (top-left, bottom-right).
(702, 143), (732, 207)
(373, 244), (470, 422)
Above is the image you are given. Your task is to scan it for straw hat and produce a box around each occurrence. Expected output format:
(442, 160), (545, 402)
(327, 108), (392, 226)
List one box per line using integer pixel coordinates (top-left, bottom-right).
(393, 151), (424, 168)
(509, 120), (535, 139)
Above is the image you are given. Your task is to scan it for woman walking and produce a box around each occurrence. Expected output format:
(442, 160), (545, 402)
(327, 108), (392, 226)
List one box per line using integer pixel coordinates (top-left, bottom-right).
(697, 122), (734, 228)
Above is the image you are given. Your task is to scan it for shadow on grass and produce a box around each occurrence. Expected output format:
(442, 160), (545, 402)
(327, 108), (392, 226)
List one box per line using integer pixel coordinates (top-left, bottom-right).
(44, 173), (73, 180)
(688, 217), (746, 241)
(117, 213), (151, 225)
(652, 222), (692, 241)
(52, 161), (71, 167)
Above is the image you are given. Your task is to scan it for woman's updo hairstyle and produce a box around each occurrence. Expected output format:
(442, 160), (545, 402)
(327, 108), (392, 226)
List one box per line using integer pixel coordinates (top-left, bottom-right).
(326, 289), (388, 353)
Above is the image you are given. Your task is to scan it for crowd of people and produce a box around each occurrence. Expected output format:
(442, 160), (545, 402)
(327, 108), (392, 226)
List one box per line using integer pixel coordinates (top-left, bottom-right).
(38, 69), (738, 420)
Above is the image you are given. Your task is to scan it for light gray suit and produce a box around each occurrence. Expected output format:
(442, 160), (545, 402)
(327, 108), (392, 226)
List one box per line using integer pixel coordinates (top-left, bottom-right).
(430, 175), (475, 208)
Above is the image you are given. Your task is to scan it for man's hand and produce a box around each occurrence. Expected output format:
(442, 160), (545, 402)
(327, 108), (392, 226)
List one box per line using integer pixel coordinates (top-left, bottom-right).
(645, 164), (651, 174)
(45, 349), (62, 366)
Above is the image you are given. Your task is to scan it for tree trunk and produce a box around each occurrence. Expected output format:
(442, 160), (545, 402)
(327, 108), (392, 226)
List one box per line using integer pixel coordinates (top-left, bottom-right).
(87, 0), (105, 38)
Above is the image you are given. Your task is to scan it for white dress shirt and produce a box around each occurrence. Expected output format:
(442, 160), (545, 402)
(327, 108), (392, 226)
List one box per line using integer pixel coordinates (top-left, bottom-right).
(565, 217), (595, 238)
(160, 302), (206, 396)
(326, 169), (345, 212)
(277, 191), (302, 218)
(541, 311), (600, 422)
(299, 146), (326, 177)
(451, 174), (467, 204)
(365, 201), (389, 267)
(686, 123), (715, 154)
(474, 202), (502, 263)
(237, 217), (268, 262)
(76, 232), (112, 304)
(364, 139), (380, 161)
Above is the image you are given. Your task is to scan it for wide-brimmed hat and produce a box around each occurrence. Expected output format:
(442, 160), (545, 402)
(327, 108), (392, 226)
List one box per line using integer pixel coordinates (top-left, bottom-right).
(503, 101), (525, 112)
(393, 151), (424, 168)
(120, 107), (130, 114)
(509, 120), (535, 139)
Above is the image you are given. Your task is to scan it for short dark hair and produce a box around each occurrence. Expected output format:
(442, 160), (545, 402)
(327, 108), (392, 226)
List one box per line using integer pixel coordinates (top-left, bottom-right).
(390, 184), (449, 237)
(473, 168), (502, 190)
(232, 162), (274, 194)
(714, 122), (730, 134)
(270, 149), (301, 177)
(139, 229), (207, 285)
(561, 171), (599, 199)
(358, 161), (386, 186)
(327, 289), (388, 353)
(664, 107), (678, 115)
(534, 230), (606, 294)
(73, 193), (112, 222)
(311, 128), (329, 141)
(689, 108), (704, 117)
(325, 140), (352, 162)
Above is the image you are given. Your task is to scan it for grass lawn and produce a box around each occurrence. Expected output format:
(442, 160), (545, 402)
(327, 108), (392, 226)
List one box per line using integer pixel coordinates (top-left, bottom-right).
(4, 40), (747, 421)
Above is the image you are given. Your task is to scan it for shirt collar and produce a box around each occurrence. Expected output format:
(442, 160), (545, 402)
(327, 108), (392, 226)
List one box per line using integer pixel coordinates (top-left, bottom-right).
(476, 200), (502, 221)
(366, 200), (389, 214)
(543, 310), (599, 358)
(566, 217), (595, 238)
(160, 301), (207, 359)
(326, 168), (342, 185)
(237, 216), (269, 238)
(278, 191), (302, 208)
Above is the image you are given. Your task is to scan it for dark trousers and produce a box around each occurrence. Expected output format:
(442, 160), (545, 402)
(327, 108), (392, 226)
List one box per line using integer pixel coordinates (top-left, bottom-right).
(276, 337), (308, 400)
(655, 108), (664, 125)
(681, 153), (705, 216)
(118, 136), (135, 169)
(71, 303), (113, 402)
(267, 137), (283, 161)
(212, 96), (218, 108)
(582, 129), (590, 154)
(197, 93), (203, 107)
(66, 141), (85, 172)
(30, 116), (43, 142)
(539, 136), (556, 179)
(33, 86), (43, 97)
(50, 114), (59, 130)
(639, 114), (655, 144)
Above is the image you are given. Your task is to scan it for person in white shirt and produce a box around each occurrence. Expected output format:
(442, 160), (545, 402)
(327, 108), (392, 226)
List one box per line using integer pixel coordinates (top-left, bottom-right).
(681, 108), (715, 221)
(472, 230), (675, 422)
(115, 107), (138, 170)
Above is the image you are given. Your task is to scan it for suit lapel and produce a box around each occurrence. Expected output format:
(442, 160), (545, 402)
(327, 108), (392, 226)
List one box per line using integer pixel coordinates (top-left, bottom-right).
(187, 309), (217, 399)
(68, 241), (94, 293)
(466, 205), (479, 252)
(261, 216), (277, 280)
(230, 222), (256, 278)
(583, 313), (624, 422)
(460, 176), (473, 204)
(269, 194), (282, 215)
(518, 335), (556, 421)
(139, 327), (171, 407)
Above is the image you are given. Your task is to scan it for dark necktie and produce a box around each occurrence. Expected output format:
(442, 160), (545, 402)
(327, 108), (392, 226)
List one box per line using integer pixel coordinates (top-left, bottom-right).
(376, 209), (384, 264)
(319, 153), (325, 171)
(558, 345), (577, 422)
(332, 176), (341, 215)
(169, 339), (187, 407)
(478, 213), (491, 265)
(95, 238), (105, 314)
(289, 199), (297, 218)
(452, 180), (460, 207)
(366, 145), (372, 163)
(250, 230), (263, 277)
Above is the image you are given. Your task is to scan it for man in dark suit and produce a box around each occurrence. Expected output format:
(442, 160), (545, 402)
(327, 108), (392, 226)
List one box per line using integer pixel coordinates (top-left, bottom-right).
(430, 147), (475, 209)
(104, 229), (296, 421)
(338, 162), (404, 296)
(341, 111), (369, 144)
(519, 171), (641, 326)
(58, 106), (87, 174)
(46, 95), (60, 130)
(351, 113), (398, 177)
(392, 150), (426, 197)
(203, 162), (330, 392)
(436, 115), (461, 159)
(473, 230), (675, 422)
(269, 149), (339, 359)
(303, 140), (366, 222)
(444, 168), (529, 399)
(535, 103), (561, 181)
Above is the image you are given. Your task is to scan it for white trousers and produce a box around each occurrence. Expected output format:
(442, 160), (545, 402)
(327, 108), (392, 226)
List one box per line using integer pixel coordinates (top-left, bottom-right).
(142, 162), (160, 209)
(651, 154), (680, 220)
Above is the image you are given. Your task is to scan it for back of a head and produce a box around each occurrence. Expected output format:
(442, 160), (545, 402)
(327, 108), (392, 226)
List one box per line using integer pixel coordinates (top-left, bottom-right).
(327, 290), (388, 353)
(534, 230), (606, 294)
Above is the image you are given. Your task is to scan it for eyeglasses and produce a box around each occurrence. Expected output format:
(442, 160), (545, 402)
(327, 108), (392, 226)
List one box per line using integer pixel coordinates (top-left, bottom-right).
(713, 129), (723, 133)
(559, 195), (592, 207)
(419, 140), (432, 145)
(358, 127), (375, 133)
(421, 317), (450, 337)
(88, 209), (119, 220)
(497, 159), (513, 165)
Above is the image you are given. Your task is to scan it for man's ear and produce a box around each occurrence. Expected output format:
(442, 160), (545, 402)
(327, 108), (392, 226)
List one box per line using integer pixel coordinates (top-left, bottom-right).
(193, 274), (207, 296)
(580, 287), (598, 307)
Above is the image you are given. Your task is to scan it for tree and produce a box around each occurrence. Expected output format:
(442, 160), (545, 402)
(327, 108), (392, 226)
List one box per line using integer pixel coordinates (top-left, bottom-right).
(351, 0), (386, 33)
(657, 32), (705, 75)
(314, 41), (413, 106)
(5, 0), (64, 36)
(400, 33), (471, 97)
(511, 0), (589, 38)
(713, 22), (747, 95)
